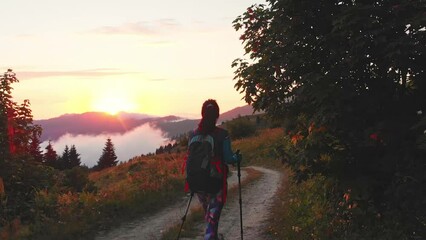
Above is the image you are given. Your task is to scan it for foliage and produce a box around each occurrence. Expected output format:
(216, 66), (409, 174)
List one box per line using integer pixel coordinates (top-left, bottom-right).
(269, 174), (340, 239)
(43, 141), (58, 168)
(57, 145), (70, 170)
(0, 69), (42, 159)
(28, 130), (43, 163)
(0, 69), (19, 158)
(0, 69), (51, 238)
(68, 145), (81, 168)
(94, 138), (118, 170)
(56, 145), (81, 170)
(234, 0), (425, 238)
(30, 153), (186, 239)
(155, 142), (177, 155)
(232, 127), (284, 169)
(0, 156), (57, 227)
(225, 116), (257, 139)
(62, 166), (93, 192)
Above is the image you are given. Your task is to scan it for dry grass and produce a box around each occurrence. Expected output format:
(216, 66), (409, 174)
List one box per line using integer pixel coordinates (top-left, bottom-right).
(232, 128), (285, 169)
(28, 153), (188, 239)
(265, 166), (292, 239)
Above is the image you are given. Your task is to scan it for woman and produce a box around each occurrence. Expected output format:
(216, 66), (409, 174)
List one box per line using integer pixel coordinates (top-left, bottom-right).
(186, 99), (241, 240)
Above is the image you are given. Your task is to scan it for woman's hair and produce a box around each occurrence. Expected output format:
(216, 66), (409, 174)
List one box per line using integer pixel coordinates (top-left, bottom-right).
(198, 99), (220, 134)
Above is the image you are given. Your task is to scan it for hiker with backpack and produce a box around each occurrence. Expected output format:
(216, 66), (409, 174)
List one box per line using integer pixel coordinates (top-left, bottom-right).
(184, 99), (242, 240)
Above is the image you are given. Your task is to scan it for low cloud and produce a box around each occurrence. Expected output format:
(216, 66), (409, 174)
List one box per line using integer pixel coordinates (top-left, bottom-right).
(41, 123), (170, 167)
(89, 19), (180, 36)
(18, 68), (141, 80)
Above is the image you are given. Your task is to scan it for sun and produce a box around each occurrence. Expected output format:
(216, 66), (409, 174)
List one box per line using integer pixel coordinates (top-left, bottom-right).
(92, 97), (136, 115)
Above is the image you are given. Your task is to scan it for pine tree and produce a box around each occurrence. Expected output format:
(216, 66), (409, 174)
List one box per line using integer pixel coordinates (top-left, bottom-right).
(69, 145), (81, 168)
(0, 69), (19, 159)
(0, 107), (7, 162)
(44, 141), (58, 168)
(95, 138), (118, 170)
(0, 69), (42, 158)
(58, 145), (70, 170)
(28, 128), (43, 163)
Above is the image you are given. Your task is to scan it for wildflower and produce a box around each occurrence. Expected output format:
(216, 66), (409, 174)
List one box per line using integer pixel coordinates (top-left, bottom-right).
(291, 133), (303, 145)
(343, 192), (350, 202)
(369, 133), (379, 141)
(308, 123), (314, 134)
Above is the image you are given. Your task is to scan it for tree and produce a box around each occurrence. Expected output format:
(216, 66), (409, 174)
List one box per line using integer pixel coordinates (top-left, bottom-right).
(0, 69), (42, 158)
(233, 0), (425, 237)
(44, 141), (58, 168)
(69, 145), (81, 168)
(95, 138), (118, 170)
(0, 69), (56, 229)
(29, 129), (43, 163)
(226, 116), (256, 139)
(0, 69), (19, 159)
(57, 145), (71, 170)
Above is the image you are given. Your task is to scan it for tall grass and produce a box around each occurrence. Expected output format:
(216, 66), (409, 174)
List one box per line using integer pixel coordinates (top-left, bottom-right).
(28, 153), (186, 239)
(232, 127), (284, 169)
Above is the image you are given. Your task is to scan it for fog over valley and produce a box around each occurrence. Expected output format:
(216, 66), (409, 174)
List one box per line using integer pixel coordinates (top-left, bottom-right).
(40, 123), (171, 167)
(36, 106), (254, 167)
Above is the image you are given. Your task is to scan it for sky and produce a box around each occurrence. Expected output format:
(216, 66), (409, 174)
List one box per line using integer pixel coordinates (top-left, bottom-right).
(0, 0), (265, 120)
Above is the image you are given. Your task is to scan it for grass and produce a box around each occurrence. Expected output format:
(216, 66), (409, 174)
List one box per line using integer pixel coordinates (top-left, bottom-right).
(28, 153), (188, 240)
(232, 127), (285, 169)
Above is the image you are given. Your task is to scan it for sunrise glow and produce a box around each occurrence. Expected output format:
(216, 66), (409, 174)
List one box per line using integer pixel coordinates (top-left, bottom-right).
(92, 97), (137, 115)
(2, 0), (259, 120)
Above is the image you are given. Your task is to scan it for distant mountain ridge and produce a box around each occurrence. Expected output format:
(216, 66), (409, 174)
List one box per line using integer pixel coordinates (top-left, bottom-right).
(155, 105), (261, 138)
(218, 105), (258, 123)
(35, 112), (179, 142)
(35, 105), (259, 142)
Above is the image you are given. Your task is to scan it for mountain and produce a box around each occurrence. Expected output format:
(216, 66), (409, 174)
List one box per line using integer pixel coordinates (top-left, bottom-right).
(154, 105), (261, 138)
(35, 105), (260, 142)
(218, 105), (259, 123)
(35, 112), (180, 142)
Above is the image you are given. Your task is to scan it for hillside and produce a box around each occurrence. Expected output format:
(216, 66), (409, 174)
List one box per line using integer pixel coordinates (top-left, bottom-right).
(35, 112), (179, 142)
(35, 105), (259, 141)
(218, 105), (260, 123)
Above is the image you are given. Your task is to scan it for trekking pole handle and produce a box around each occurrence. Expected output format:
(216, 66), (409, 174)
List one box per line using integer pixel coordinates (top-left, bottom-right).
(236, 149), (241, 163)
(236, 149), (242, 177)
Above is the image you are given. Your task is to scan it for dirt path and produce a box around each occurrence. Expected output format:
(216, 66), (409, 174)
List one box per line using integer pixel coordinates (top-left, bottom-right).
(95, 166), (282, 240)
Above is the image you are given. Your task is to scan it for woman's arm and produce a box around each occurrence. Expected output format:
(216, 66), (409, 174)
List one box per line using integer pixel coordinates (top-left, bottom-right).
(222, 136), (240, 164)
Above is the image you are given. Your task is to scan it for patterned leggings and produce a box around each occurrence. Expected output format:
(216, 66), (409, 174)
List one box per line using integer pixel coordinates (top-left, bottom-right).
(197, 190), (224, 240)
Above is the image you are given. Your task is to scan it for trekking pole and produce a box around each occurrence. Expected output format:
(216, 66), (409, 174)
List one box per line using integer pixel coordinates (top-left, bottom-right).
(177, 192), (194, 240)
(236, 150), (244, 240)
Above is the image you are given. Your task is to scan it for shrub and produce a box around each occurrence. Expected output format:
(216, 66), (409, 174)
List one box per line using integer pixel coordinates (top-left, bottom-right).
(226, 116), (256, 139)
(63, 166), (95, 192)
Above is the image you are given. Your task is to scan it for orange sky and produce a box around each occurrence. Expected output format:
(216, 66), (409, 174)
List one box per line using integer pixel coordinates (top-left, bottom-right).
(1, 0), (265, 120)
